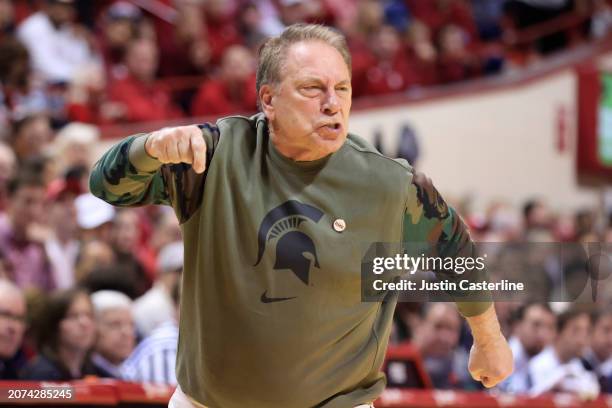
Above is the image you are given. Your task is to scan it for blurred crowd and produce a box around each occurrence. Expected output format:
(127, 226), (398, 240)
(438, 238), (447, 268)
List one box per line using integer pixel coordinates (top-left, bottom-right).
(0, 0), (611, 133)
(387, 198), (612, 397)
(1, 0), (612, 400)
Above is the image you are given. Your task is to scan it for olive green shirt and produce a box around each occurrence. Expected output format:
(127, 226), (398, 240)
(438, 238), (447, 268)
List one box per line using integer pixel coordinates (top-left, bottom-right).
(90, 113), (489, 407)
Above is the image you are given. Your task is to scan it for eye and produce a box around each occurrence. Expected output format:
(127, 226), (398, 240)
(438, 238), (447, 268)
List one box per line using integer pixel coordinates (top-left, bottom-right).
(300, 85), (322, 96)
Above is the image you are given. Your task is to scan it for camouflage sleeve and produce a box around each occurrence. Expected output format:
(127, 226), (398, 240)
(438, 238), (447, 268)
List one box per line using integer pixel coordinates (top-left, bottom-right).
(89, 124), (219, 223)
(403, 172), (491, 317)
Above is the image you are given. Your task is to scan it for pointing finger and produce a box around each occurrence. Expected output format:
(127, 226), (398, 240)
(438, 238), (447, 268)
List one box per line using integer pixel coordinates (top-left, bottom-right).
(178, 134), (193, 164)
(190, 130), (207, 174)
(166, 136), (181, 163)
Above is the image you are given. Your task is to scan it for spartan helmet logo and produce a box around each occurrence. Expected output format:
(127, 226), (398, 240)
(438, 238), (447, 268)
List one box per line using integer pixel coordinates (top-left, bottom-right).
(254, 200), (324, 285)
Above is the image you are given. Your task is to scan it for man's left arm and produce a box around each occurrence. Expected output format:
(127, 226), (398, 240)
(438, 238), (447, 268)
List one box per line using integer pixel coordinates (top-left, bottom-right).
(404, 172), (513, 388)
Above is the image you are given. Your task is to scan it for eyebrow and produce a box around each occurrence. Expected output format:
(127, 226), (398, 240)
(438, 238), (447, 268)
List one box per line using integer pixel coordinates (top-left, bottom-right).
(298, 77), (351, 86)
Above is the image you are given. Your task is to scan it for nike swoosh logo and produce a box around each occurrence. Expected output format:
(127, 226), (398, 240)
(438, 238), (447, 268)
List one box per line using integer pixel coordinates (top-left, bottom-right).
(260, 291), (297, 304)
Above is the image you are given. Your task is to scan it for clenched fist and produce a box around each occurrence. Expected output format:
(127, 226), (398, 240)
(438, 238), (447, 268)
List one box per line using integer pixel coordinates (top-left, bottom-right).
(466, 305), (514, 388)
(145, 125), (207, 173)
(468, 331), (514, 388)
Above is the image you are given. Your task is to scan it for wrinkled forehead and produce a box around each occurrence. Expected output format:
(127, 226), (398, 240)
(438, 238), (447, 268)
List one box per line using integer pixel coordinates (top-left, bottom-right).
(279, 40), (351, 84)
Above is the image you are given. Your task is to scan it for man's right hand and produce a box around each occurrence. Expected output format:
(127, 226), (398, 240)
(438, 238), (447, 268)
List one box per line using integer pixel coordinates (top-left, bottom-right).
(145, 125), (207, 174)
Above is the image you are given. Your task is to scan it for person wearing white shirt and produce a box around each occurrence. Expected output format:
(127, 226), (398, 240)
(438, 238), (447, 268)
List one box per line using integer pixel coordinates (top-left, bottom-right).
(528, 307), (600, 398)
(122, 279), (180, 385)
(17, 0), (97, 84)
(132, 241), (183, 337)
(499, 302), (556, 394)
(582, 309), (612, 393)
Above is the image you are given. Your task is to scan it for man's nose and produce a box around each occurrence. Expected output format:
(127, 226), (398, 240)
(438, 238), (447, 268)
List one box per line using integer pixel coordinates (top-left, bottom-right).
(321, 90), (340, 115)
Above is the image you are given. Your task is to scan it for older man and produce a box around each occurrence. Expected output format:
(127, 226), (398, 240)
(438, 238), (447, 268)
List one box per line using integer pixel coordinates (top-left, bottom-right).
(91, 24), (512, 408)
(90, 290), (136, 379)
(413, 303), (474, 389)
(0, 279), (27, 380)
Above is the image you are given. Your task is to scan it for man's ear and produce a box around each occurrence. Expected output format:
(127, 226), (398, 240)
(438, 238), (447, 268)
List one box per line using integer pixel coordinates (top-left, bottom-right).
(259, 84), (275, 121)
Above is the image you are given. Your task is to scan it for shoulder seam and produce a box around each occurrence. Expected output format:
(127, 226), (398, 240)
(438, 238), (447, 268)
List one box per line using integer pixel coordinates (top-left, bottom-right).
(215, 114), (254, 126)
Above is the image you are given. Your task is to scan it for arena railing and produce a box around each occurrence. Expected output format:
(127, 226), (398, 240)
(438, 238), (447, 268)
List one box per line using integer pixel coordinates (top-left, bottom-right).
(0, 380), (609, 407)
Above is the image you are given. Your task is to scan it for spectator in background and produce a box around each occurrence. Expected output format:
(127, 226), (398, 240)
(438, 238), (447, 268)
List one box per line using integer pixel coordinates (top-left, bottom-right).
(583, 308), (612, 392)
(9, 114), (53, 165)
(81, 264), (145, 300)
(523, 198), (554, 241)
(412, 303), (474, 389)
(0, 0), (15, 38)
(21, 288), (97, 381)
(20, 154), (57, 187)
(405, 21), (438, 86)
(74, 192), (115, 244)
(0, 279), (27, 380)
(360, 25), (417, 95)
(0, 173), (54, 292)
(276, 0), (330, 27)
(17, 0), (97, 84)
(499, 302), (556, 393)
(528, 307), (600, 397)
(437, 24), (481, 83)
(0, 38), (48, 138)
(148, 210), (181, 254)
(575, 209), (597, 242)
(74, 240), (115, 284)
(406, 0), (479, 40)
(110, 209), (155, 293)
(133, 241), (183, 338)
(346, 0), (384, 97)
(66, 64), (126, 125)
(98, 1), (144, 77)
(591, 0), (612, 39)
(44, 177), (81, 290)
(51, 122), (98, 175)
(191, 45), (257, 117)
(203, 0), (243, 65)
(122, 278), (180, 385)
(0, 142), (16, 212)
(245, 0), (285, 39)
(238, 2), (273, 49)
(108, 37), (183, 123)
(157, 1), (211, 78)
(90, 290), (135, 379)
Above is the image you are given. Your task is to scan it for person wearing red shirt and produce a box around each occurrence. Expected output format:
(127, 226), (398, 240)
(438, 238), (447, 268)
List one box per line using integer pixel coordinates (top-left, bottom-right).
(361, 25), (419, 96)
(191, 45), (257, 118)
(204, 0), (243, 65)
(406, 0), (479, 42)
(108, 37), (183, 123)
(437, 24), (481, 83)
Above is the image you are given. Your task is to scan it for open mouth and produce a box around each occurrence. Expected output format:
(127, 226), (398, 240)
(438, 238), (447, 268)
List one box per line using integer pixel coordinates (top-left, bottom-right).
(322, 123), (341, 130)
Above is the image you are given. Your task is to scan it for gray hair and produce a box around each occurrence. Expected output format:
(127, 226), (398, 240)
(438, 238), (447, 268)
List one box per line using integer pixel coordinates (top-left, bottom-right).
(91, 290), (132, 316)
(256, 23), (351, 97)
